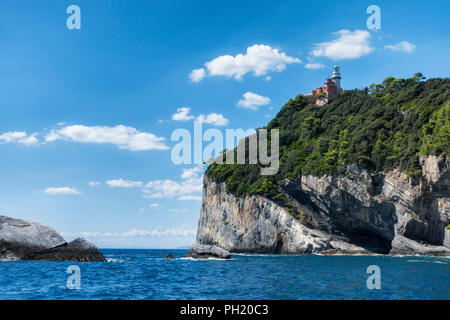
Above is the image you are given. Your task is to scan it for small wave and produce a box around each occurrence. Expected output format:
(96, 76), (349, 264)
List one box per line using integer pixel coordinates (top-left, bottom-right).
(407, 259), (447, 264)
(234, 253), (292, 257)
(179, 257), (230, 261)
(106, 258), (124, 263)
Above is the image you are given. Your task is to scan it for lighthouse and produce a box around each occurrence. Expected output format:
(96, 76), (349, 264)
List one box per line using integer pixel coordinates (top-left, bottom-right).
(331, 65), (342, 92)
(305, 65), (343, 105)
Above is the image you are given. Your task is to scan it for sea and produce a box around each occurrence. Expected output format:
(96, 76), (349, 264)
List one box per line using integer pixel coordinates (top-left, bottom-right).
(0, 249), (448, 300)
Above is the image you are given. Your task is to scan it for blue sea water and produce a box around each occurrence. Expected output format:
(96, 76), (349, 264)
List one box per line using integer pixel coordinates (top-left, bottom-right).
(0, 249), (448, 300)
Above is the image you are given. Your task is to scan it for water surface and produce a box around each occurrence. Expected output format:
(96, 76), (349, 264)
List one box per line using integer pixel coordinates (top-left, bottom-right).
(0, 249), (448, 299)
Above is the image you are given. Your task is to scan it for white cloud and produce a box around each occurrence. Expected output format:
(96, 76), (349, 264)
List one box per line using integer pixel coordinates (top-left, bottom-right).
(178, 196), (202, 201)
(305, 63), (326, 70)
(384, 41), (416, 53)
(172, 108), (229, 126)
(181, 166), (204, 179)
(88, 181), (101, 187)
(122, 227), (196, 237)
(61, 231), (116, 238)
(172, 107), (195, 121)
(143, 165), (203, 199)
(45, 125), (168, 151)
(44, 187), (80, 195)
(0, 131), (39, 146)
(168, 208), (189, 213)
(191, 44), (300, 81)
(62, 226), (197, 238)
(143, 179), (202, 199)
(196, 113), (229, 126)
(238, 92), (271, 110)
(149, 203), (162, 210)
(106, 179), (143, 188)
(189, 68), (206, 82)
(19, 135), (39, 146)
(311, 29), (373, 60)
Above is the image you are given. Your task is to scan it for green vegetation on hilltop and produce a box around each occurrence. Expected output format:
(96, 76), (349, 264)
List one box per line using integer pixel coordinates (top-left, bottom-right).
(206, 75), (450, 200)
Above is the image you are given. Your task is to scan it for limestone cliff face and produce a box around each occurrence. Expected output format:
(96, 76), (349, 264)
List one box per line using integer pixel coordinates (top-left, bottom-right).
(197, 156), (450, 255)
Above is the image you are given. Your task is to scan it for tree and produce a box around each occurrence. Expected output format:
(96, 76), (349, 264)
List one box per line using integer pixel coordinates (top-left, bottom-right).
(413, 72), (426, 82)
(369, 83), (383, 94)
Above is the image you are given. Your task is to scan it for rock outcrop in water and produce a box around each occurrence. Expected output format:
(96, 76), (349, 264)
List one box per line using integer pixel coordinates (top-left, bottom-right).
(186, 244), (231, 259)
(197, 156), (450, 256)
(0, 215), (106, 261)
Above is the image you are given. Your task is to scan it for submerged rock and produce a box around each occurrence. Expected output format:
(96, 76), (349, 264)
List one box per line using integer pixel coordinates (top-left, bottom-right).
(165, 254), (175, 259)
(0, 215), (106, 262)
(186, 244), (231, 259)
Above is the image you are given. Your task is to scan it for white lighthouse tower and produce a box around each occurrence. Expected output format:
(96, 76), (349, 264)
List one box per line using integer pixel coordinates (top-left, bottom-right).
(331, 65), (342, 92)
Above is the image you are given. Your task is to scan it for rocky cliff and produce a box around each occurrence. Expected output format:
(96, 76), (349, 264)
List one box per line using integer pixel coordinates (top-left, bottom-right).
(0, 216), (106, 261)
(197, 156), (450, 255)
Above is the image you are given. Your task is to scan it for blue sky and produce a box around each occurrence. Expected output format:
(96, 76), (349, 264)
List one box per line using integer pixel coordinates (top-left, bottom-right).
(0, 0), (449, 248)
